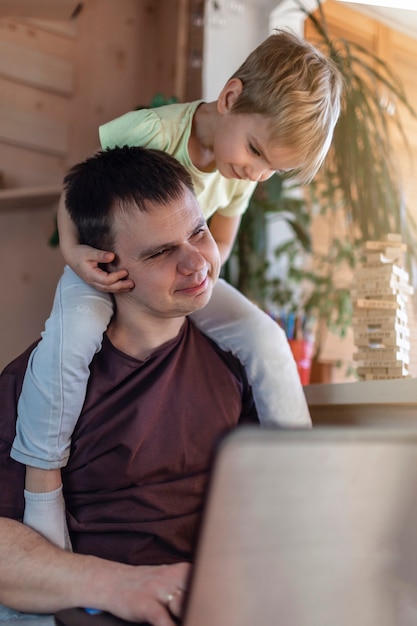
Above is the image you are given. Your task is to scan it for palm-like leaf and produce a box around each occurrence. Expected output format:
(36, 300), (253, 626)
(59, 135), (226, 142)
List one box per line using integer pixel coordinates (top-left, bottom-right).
(301, 0), (417, 255)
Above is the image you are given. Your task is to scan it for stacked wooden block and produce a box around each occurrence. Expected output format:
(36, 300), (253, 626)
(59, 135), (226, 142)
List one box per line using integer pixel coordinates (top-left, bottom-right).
(352, 234), (413, 381)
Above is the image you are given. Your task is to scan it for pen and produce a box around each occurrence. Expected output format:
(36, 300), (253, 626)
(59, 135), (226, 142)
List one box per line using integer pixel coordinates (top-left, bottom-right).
(286, 312), (295, 340)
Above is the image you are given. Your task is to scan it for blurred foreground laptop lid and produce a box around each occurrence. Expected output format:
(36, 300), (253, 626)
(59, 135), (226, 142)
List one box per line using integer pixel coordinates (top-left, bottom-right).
(183, 426), (417, 626)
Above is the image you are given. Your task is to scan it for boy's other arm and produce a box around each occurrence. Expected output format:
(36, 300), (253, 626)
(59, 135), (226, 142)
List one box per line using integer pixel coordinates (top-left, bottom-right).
(57, 190), (80, 264)
(57, 191), (134, 293)
(208, 213), (241, 265)
(0, 517), (188, 626)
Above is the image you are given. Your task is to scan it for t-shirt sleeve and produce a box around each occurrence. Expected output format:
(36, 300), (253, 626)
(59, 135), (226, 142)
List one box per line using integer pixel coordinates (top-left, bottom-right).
(99, 109), (167, 151)
(214, 180), (257, 219)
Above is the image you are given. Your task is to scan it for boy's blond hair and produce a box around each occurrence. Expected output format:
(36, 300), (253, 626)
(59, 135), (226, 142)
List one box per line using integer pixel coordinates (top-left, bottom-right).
(230, 30), (343, 183)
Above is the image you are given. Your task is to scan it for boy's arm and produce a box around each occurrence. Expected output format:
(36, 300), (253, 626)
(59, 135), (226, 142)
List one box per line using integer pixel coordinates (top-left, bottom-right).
(0, 517), (188, 626)
(56, 190), (80, 263)
(57, 192), (134, 293)
(208, 213), (241, 265)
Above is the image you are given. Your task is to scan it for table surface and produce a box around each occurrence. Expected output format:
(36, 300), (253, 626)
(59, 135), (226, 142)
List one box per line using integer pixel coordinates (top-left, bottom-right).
(304, 376), (417, 406)
(0, 605), (54, 624)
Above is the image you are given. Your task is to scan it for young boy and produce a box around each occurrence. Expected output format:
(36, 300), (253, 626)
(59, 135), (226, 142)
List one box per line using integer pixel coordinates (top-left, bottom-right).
(11, 30), (343, 550)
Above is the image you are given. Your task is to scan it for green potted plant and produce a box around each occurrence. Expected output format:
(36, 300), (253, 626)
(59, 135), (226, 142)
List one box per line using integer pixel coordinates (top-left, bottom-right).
(225, 172), (352, 351)
(227, 0), (417, 373)
(226, 173), (311, 309)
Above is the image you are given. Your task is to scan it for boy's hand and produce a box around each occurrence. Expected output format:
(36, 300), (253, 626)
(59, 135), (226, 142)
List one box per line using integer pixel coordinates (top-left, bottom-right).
(68, 244), (135, 293)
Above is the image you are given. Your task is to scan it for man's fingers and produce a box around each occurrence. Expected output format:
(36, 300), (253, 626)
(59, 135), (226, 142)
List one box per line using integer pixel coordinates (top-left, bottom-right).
(165, 587), (186, 618)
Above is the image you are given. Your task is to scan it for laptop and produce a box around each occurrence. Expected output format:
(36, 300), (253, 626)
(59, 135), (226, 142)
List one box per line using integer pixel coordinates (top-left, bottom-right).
(56, 426), (417, 626)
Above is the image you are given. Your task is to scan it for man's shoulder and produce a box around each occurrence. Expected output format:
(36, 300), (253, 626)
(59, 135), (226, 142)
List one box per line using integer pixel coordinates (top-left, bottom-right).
(0, 345), (34, 519)
(1, 341), (38, 377)
(0, 340), (39, 399)
(186, 321), (258, 425)
(187, 320), (248, 381)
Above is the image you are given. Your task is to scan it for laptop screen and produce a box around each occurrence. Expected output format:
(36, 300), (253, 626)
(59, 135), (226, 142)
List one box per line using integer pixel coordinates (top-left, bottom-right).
(183, 426), (417, 626)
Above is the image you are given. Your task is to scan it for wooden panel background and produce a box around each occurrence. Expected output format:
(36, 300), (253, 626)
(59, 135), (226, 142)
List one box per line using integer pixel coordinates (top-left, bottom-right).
(0, 39), (75, 94)
(0, 0), (80, 20)
(0, 0), (202, 371)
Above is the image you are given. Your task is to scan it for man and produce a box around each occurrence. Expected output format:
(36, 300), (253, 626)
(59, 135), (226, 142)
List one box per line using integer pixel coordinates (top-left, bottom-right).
(0, 146), (258, 625)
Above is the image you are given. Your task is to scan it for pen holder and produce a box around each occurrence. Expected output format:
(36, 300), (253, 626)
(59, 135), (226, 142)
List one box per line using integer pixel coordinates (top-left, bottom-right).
(288, 339), (314, 385)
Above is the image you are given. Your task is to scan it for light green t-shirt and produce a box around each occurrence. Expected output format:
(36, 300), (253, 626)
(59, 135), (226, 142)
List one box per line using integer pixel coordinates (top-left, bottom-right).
(99, 101), (256, 221)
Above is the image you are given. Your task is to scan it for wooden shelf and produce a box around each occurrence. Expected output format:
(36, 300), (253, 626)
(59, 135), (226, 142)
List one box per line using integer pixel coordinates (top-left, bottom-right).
(0, 185), (61, 210)
(0, 0), (80, 20)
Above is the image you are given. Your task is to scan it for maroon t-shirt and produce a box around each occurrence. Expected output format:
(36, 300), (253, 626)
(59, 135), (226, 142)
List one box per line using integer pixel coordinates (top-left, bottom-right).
(0, 319), (258, 565)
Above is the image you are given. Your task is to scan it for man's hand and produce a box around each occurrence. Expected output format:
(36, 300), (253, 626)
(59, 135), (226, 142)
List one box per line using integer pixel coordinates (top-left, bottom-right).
(67, 244), (135, 293)
(0, 518), (190, 626)
(96, 562), (190, 625)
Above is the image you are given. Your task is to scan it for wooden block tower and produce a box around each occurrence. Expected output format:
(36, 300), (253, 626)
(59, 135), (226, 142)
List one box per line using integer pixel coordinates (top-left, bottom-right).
(352, 234), (413, 381)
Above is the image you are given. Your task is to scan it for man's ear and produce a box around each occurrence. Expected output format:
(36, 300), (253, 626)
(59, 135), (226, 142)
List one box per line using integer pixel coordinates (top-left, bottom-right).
(101, 253), (119, 274)
(217, 78), (243, 114)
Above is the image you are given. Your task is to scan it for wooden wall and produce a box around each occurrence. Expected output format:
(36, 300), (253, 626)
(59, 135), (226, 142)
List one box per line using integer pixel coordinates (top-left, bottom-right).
(0, 0), (202, 371)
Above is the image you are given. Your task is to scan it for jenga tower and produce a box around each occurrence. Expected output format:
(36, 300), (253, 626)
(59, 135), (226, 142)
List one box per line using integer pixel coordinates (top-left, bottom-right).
(352, 234), (413, 381)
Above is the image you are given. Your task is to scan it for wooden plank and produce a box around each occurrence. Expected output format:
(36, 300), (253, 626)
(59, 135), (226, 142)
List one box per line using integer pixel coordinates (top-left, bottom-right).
(17, 17), (78, 38)
(364, 240), (407, 251)
(0, 103), (68, 155)
(0, 40), (74, 96)
(174, 0), (189, 102)
(184, 0), (204, 101)
(0, 184), (61, 210)
(355, 296), (406, 310)
(0, 0), (80, 20)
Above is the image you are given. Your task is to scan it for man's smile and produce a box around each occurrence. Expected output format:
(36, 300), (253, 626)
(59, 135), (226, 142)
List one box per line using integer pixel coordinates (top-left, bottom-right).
(176, 274), (209, 295)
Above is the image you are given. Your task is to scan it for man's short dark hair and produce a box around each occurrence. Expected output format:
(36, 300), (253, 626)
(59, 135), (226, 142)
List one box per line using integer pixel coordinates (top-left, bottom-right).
(64, 145), (195, 251)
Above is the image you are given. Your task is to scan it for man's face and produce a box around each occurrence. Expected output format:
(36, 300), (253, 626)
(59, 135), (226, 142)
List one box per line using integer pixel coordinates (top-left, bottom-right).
(112, 186), (221, 320)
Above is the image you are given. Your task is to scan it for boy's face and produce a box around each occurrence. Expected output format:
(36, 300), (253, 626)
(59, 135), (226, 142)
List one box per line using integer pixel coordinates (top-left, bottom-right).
(214, 78), (303, 182)
(213, 112), (302, 182)
(111, 185), (220, 321)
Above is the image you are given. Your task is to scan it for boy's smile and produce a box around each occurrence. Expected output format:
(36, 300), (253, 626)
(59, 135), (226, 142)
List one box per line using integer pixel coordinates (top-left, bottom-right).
(213, 112), (303, 183)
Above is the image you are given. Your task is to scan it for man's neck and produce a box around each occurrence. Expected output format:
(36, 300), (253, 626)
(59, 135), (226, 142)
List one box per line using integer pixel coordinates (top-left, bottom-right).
(106, 313), (186, 361)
